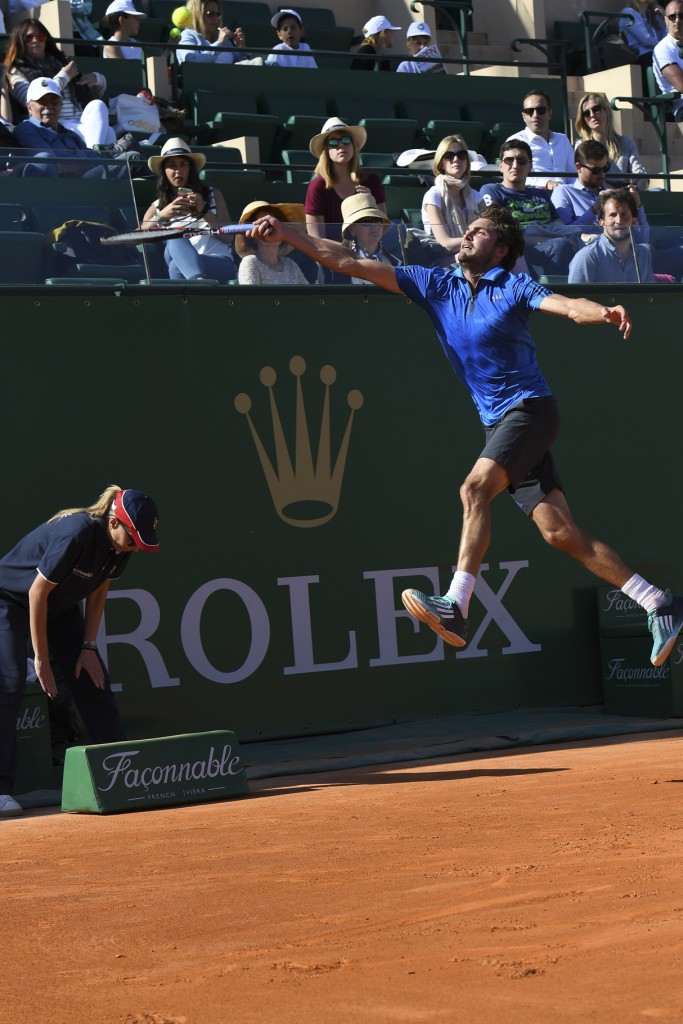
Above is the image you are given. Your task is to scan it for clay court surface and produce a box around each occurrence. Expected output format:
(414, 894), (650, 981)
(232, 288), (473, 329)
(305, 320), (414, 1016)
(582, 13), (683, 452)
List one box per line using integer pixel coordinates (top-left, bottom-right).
(4, 730), (683, 1024)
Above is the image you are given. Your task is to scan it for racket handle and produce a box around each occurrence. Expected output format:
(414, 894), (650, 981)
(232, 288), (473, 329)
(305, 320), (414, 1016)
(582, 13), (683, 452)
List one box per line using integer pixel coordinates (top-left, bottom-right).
(214, 224), (254, 236)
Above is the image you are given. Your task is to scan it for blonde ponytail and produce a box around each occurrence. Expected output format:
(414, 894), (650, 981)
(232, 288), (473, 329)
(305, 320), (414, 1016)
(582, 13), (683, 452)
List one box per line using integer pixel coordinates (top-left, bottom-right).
(49, 484), (122, 522)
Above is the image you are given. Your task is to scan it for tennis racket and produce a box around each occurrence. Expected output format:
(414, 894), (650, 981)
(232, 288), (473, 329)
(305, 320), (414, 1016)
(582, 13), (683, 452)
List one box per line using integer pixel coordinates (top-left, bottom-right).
(101, 223), (255, 246)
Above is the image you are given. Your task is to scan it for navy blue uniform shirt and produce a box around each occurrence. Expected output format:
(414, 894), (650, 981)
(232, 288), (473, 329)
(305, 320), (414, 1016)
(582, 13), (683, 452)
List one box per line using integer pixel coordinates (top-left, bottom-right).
(0, 513), (130, 612)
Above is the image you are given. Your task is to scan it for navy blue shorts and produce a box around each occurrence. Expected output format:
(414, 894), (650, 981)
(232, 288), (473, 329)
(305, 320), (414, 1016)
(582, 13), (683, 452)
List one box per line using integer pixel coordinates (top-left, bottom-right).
(481, 397), (563, 516)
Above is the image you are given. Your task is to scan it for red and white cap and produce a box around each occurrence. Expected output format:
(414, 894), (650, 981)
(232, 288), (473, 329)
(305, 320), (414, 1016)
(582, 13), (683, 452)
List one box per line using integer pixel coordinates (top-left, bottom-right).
(110, 489), (159, 552)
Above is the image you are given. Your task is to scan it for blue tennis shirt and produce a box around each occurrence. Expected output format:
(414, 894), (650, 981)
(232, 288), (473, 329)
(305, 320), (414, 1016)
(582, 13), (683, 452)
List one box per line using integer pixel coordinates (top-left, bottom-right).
(395, 265), (553, 426)
(0, 513), (130, 612)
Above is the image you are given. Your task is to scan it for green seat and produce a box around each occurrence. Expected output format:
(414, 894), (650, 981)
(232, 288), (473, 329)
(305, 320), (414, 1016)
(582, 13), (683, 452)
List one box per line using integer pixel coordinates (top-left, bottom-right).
(75, 56), (146, 97)
(306, 26), (355, 68)
(261, 91), (328, 121)
(402, 207), (423, 228)
(282, 149), (317, 184)
(553, 20), (589, 77)
(208, 112), (279, 160)
(192, 89), (259, 124)
(191, 144), (243, 165)
(222, 1), (270, 23)
(233, 20), (274, 46)
(136, 16), (170, 53)
(277, 114), (324, 150)
(478, 121), (524, 162)
(0, 203), (29, 230)
(359, 152), (396, 170)
(0, 231), (44, 283)
(423, 120), (485, 152)
(28, 204), (114, 234)
(358, 118), (418, 154)
(262, 179), (308, 204)
(199, 171), (269, 216)
(294, 7), (337, 27)
(381, 178), (426, 220)
(337, 97), (397, 123)
(397, 99), (463, 123)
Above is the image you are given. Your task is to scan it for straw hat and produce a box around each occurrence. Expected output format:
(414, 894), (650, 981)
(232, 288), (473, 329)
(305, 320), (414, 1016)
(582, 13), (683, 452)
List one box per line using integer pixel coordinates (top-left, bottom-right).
(147, 137), (205, 175)
(309, 117), (367, 159)
(236, 201), (306, 258)
(341, 193), (390, 238)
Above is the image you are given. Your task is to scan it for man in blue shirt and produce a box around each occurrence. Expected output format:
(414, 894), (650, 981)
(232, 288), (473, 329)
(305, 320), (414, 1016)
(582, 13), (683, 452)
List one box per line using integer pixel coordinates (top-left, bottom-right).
(249, 206), (683, 673)
(14, 77), (133, 178)
(568, 189), (654, 284)
(551, 140), (650, 241)
(478, 138), (579, 279)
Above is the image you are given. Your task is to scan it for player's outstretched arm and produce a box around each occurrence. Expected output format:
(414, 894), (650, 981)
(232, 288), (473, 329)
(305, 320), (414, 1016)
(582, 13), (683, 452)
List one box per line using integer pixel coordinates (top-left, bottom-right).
(538, 293), (632, 340)
(249, 215), (403, 294)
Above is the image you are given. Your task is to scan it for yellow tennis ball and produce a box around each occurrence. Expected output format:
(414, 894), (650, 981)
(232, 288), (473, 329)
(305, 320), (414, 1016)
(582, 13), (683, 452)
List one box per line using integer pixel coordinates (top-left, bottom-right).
(169, 26), (181, 39)
(171, 6), (191, 29)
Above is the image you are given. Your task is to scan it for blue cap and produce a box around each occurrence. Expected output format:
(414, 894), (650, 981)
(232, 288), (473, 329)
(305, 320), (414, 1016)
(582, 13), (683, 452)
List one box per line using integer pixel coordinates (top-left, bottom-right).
(111, 489), (159, 552)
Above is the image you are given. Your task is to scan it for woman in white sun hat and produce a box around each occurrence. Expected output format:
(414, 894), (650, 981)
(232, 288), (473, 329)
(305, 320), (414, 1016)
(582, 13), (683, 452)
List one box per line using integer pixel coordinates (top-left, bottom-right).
(351, 14), (400, 71)
(141, 137), (236, 282)
(305, 116), (387, 243)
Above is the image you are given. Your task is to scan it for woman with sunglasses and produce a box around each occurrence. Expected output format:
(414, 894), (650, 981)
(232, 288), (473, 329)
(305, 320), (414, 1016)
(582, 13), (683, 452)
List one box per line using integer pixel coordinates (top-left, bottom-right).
(305, 117), (387, 244)
(0, 485), (159, 819)
(4, 18), (117, 148)
(176, 0), (249, 64)
(574, 91), (648, 189)
(421, 135), (481, 258)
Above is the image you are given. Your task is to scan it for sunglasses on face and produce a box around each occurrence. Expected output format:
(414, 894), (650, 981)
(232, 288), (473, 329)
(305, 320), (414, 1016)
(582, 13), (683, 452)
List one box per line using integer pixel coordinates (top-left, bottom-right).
(442, 148), (468, 161)
(25, 32), (47, 42)
(117, 519), (137, 549)
(580, 161), (611, 173)
(583, 104), (604, 118)
(667, 12), (683, 20)
(326, 135), (352, 148)
(522, 105), (548, 116)
(501, 155), (529, 166)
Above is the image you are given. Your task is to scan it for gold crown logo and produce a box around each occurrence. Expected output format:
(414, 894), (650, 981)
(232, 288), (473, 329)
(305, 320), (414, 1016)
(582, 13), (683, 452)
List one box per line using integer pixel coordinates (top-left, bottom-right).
(234, 356), (364, 528)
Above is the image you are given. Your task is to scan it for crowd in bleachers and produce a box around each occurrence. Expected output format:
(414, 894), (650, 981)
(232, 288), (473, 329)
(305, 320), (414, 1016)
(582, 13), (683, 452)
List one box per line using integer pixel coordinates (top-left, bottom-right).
(1, 1), (683, 285)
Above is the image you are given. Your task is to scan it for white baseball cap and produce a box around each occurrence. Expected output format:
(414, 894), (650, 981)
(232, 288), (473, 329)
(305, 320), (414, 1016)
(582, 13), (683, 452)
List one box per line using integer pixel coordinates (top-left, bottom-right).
(26, 77), (61, 104)
(271, 8), (303, 28)
(407, 21), (431, 38)
(363, 15), (400, 36)
(105, 0), (147, 17)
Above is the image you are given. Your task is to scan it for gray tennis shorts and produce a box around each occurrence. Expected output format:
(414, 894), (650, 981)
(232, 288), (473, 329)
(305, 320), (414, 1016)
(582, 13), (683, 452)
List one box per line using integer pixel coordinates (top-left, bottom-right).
(481, 396), (563, 516)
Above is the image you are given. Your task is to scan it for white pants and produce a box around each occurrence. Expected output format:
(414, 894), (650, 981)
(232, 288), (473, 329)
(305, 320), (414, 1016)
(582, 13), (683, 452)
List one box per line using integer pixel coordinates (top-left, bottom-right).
(62, 99), (116, 148)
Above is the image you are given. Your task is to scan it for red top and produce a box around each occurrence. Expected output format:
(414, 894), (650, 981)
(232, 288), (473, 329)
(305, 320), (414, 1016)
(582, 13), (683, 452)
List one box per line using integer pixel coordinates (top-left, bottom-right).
(305, 173), (386, 240)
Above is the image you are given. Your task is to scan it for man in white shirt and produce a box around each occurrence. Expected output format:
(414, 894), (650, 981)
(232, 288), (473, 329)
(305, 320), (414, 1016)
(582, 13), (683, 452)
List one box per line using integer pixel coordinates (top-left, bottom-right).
(652, 0), (683, 121)
(509, 90), (576, 190)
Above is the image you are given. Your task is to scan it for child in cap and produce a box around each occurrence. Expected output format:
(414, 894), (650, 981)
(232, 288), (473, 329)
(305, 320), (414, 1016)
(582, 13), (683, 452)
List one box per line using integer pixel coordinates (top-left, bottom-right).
(102, 0), (147, 59)
(396, 21), (448, 74)
(237, 201), (310, 284)
(350, 15), (400, 71)
(265, 9), (318, 68)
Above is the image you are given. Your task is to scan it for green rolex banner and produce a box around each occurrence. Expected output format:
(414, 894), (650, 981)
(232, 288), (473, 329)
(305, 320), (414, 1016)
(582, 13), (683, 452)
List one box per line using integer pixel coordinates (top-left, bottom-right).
(61, 730), (249, 814)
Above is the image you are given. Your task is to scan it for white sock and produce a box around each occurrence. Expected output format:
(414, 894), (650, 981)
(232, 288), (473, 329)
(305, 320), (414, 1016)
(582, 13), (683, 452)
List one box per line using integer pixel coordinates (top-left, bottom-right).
(621, 573), (668, 613)
(445, 571), (476, 616)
